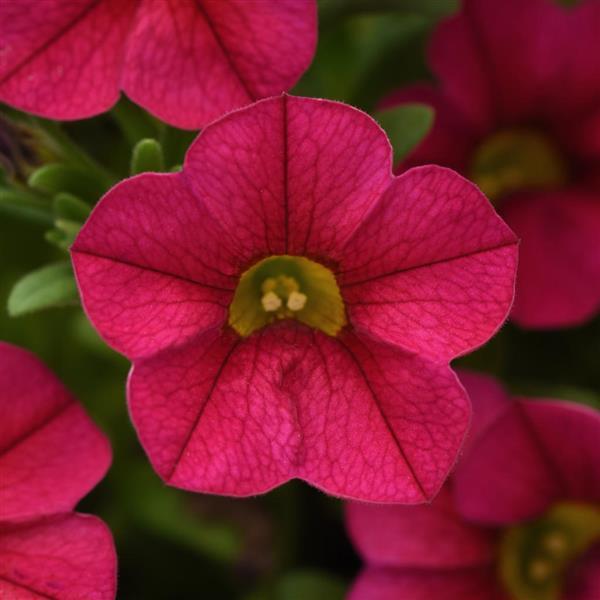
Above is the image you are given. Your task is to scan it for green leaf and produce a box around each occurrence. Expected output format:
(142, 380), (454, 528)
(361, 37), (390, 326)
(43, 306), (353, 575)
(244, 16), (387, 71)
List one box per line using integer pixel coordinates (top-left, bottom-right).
(375, 103), (434, 164)
(275, 571), (346, 600)
(131, 138), (165, 175)
(53, 192), (91, 222)
(8, 261), (79, 317)
(0, 187), (54, 226)
(28, 163), (107, 202)
(320, 0), (458, 27)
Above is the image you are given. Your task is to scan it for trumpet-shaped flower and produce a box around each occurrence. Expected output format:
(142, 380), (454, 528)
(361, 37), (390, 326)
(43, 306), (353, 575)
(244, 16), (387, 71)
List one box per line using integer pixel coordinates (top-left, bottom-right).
(0, 0), (317, 129)
(0, 342), (115, 599)
(387, 0), (600, 328)
(72, 95), (518, 502)
(346, 371), (600, 599)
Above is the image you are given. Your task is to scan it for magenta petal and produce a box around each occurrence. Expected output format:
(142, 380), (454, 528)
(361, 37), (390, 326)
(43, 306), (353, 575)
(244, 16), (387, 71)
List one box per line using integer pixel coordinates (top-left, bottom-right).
(454, 399), (600, 525)
(348, 567), (505, 600)
(564, 544), (600, 600)
(122, 0), (317, 129)
(346, 486), (495, 569)
(338, 165), (518, 360)
(72, 173), (235, 359)
(128, 323), (469, 502)
(0, 0), (136, 120)
(502, 189), (600, 328)
(0, 514), (116, 600)
(184, 95), (393, 258)
(0, 343), (111, 522)
(457, 370), (512, 457)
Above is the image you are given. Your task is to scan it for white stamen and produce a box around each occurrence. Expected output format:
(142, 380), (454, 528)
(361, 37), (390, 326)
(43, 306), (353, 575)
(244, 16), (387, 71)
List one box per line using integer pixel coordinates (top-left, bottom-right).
(287, 291), (307, 311)
(261, 291), (282, 312)
(529, 559), (552, 582)
(543, 531), (568, 555)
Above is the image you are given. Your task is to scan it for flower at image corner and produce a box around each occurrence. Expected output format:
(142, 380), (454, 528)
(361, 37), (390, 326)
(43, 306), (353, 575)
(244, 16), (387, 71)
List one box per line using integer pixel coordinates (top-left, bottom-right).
(0, 0), (317, 129)
(386, 0), (600, 328)
(346, 371), (600, 600)
(71, 95), (518, 503)
(0, 342), (116, 599)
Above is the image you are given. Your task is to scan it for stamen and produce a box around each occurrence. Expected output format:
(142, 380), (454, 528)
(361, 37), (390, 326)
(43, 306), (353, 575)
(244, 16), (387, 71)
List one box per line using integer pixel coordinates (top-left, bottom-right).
(261, 291), (282, 312)
(287, 291), (307, 311)
(528, 559), (552, 582)
(543, 531), (569, 555)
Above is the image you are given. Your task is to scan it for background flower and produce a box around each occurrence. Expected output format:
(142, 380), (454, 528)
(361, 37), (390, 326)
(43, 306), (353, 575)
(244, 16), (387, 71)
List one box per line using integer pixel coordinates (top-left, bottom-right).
(0, 0), (317, 129)
(0, 342), (116, 599)
(386, 0), (600, 328)
(346, 371), (600, 600)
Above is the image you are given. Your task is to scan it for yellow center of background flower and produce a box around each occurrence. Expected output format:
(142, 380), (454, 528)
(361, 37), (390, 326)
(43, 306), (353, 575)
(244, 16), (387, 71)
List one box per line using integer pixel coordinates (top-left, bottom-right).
(229, 255), (346, 337)
(499, 502), (600, 600)
(470, 129), (568, 203)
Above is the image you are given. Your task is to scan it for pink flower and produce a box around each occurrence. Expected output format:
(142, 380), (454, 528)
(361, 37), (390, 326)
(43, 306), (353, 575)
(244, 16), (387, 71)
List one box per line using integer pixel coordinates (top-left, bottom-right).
(0, 0), (317, 129)
(0, 342), (116, 599)
(71, 95), (517, 502)
(387, 0), (600, 328)
(346, 371), (600, 600)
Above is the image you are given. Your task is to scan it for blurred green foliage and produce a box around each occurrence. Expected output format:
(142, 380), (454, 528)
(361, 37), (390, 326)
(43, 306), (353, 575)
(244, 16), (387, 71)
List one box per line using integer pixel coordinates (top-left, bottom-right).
(0, 0), (598, 598)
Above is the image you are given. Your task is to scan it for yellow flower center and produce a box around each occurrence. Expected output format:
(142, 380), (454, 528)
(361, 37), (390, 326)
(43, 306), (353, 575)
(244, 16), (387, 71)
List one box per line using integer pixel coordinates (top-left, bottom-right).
(229, 255), (346, 337)
(499, 502), (600, 600)
(470, 129), (568, 203)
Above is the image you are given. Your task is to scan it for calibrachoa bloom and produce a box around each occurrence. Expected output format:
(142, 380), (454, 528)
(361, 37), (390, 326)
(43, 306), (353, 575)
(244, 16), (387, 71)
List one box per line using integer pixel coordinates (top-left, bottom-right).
(387, 0), (600, 328)
(71, 95), (518, 502)
(0, 0), (317, 129)
(0, 342), (116, 599)
(346, 371), (600, 600)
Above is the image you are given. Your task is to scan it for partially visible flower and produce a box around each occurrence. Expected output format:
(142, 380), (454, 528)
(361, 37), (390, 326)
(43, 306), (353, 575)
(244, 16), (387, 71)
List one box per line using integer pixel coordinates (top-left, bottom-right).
(72, 95), (518, 503)
(386, 0), (600, 328)
(346, 371), (600, 600)
(0, 0), (317, 130)
(0, 342), (116, 599)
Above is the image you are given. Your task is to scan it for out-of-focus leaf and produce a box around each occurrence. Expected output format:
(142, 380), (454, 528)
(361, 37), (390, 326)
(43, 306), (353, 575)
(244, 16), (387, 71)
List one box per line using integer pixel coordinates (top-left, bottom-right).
(294, 11), (429, 110)
(53, 192), (91, 222)
(116, 466), (242, 563)
(320, 0), (458, 27)
(375, 103), (434, 164)
(8, 261), (78, 317)
(275, 570), (346, 600)
(28, 163), (106, 202)
(0, 187), (53, 226)
(111, 97), (161, 145)
(131, 138), (165, 175)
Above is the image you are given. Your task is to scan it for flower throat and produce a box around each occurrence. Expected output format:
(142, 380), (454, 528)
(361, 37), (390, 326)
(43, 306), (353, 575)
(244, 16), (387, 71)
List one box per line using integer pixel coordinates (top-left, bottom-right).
(499, 502), (600, 600)
(470, 129), (568, 203)
(229, 255), (346, 337)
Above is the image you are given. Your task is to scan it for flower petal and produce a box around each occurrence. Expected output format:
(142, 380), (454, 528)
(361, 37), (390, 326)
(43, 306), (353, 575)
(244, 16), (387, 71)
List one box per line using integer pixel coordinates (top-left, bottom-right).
(0, 514), (116, 600)
(338, 165), (518, 360)
(502, 189), (600, 328)
(72, 173), (235, 359)
(564, 544), (600, 600)
(348, 567), (505, 600)
(454, 399), (600, 525)
(0, 0), (135, 120)
(345, 485), (496, 569)
(128, 323), (470, 502)
(0, 343), (111, 522)
(122, 0), (317, 129)
(183, 95), (393, 259)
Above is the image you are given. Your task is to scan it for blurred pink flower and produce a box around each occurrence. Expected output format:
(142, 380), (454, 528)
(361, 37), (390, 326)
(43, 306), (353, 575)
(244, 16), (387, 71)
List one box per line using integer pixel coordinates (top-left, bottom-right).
(0, 0), (317, 129)
(387, 0), (600, 328)
(72, 95), (517, 502)
(0, 342), (116, 599)
(346, 371), (600, 600)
